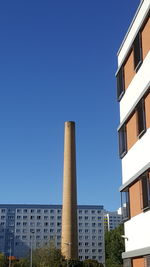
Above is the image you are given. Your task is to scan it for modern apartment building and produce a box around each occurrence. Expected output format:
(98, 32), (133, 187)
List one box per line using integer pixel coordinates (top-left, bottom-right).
(116, 0), (150, 266)
(104, 211), (122, 231)
(0, 204), (105, 264)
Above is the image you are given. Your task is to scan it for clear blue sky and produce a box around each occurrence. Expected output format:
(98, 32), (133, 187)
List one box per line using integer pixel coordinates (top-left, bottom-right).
(0, 0), (140, 211)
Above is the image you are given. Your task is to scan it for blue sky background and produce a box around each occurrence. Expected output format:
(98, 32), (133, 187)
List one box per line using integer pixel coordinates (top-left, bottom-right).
(0, 0), (140, 211)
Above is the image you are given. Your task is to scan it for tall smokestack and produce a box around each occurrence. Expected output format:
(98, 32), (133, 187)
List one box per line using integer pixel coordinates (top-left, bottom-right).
(61, 121), (78, 259)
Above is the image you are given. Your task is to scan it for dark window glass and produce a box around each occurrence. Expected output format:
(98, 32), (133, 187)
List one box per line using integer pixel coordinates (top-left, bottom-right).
(118, 125), (127, 158)
(117, 67), (125, 100)
(133, 33), (142, 71)
(137, 100), (146, 137)
(141, 173), (150, 210)
(121, 189), (130, 221)
(123, 258), (132, 267)
(144, 255), (150, 267)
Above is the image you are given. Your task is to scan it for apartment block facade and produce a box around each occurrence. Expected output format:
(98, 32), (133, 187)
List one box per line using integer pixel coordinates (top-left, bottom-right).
(104, 211), (122, 231)
(116, 0), (150, 266)
(0, 204), (105, 264)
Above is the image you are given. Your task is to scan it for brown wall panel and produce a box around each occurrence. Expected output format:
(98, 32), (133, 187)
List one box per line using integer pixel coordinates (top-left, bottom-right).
(126, 113), (137, 151)
(141, 17), (150, 60)
(124, 50), (135, 90)
(132, 258), (145, 267)
(129, 181), (142, 218)
(145, 92), (150, 129)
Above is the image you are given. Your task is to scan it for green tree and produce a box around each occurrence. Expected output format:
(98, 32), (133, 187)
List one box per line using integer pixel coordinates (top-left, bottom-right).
(31, 245), (66, 267)
(83, 259), (104, 267)
(0, 253), (8, 267)
(105, 224), (125, 267)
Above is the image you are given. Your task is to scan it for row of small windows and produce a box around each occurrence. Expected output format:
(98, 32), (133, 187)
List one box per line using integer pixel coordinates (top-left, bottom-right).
(0, 209), (102, 217)
(79, 249), (102, 253)
(79, 236), (102, 240)
(117, 14), (149, 101)
(15, 222), (61, 227)
(78, 210), (101, 214)
(79, 256), (102, 260)
(16, 215), (61, 220)
(79, 242), (102, 247)
(78, 216), (101, 221)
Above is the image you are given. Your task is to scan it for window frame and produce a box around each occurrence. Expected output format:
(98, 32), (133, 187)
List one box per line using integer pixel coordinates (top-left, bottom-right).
(118, 124), (127, 159)
(136, 99), (146, 138)
(117, 66), (125, 101)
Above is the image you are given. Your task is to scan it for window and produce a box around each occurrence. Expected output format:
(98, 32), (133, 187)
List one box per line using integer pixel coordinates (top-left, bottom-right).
(23, 216), (27, 220)
(85, 236), (89, 240)
(121, 189), (130, 220)
(1, 209), (5, 213)
(136, 100), (146, 137)
(85, 216), (88, 220)
(37, 216), (41, 220)
(79, 210), (82, 214)
(23, 209), (28, 213)
(117, 67), (125, 100)
(92, 249), (96, 253)
(17, 216), (21, 220)
(85, 223), (89, 227)
(85, 249), (89, 253)
(37, 209), (41, 213)
(85, 210), (88, 214)
(44, 216), (48, 220)
(85, 242), (89, 246)
(37, 229), (41, 233)
(31, 209), (35, 213)
(123, 259), (132, 267)
(141, 172), (150, 210)
(133, 32), (142, 71)
(118, 124), (127, 158)
(44, 210), (48, 213)
(50, 210), (54, 214)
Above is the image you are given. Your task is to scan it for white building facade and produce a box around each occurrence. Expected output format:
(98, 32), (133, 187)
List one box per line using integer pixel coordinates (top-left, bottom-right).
(0, 204), (105, 264)
(116, 0), (150, 266)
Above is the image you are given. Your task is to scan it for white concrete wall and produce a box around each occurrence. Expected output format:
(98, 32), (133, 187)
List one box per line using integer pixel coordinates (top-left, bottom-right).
(118, 0), (150, 67)
(125, 210), (150, 252)
(122, 129), (150, 184)
(119, 52), (150, 123)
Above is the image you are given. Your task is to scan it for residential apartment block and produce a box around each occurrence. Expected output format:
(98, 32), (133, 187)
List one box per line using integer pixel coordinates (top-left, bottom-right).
(0, 204), (105, 264)
(104, 211), (122, 231)
(116, 0), (150, 266)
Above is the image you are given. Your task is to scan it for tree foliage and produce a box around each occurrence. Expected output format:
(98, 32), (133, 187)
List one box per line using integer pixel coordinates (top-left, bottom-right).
(105, 224), (125, 267)
(1, 245), (104, 267)
(83, 259), (104, 267)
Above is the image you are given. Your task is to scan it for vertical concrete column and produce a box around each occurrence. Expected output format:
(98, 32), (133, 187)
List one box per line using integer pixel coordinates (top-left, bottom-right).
(61, 121), (78, 260)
